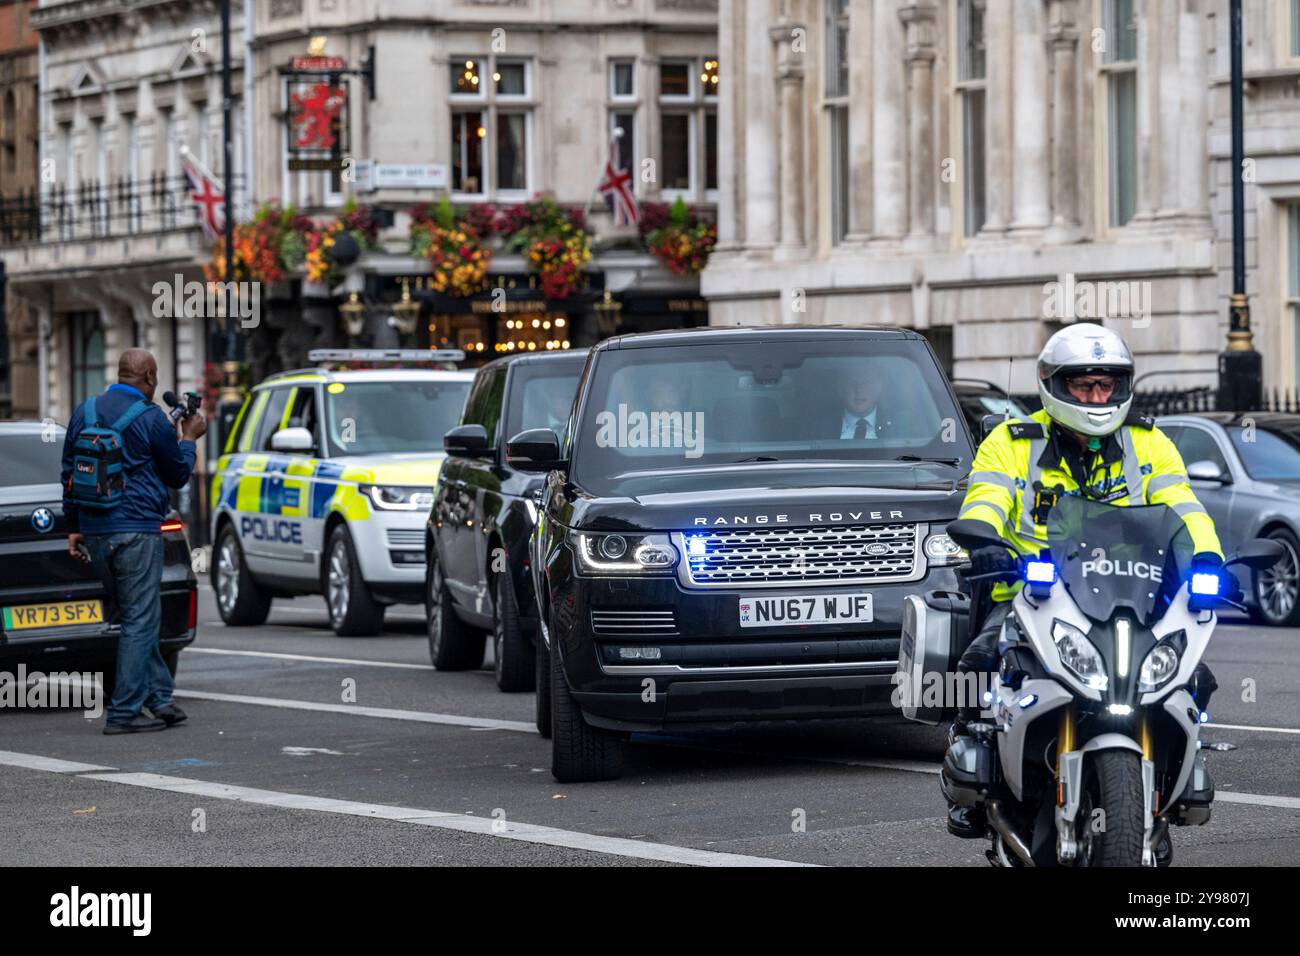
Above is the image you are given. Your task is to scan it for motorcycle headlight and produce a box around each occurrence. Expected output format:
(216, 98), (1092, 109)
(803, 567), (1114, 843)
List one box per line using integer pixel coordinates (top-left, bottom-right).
(360, 484), (435, 511)
(1139, 644), (1181, 693)
(1052, 619), (1108, 691)
(924, 532), (967, 567)
(573, 532), (678, 574)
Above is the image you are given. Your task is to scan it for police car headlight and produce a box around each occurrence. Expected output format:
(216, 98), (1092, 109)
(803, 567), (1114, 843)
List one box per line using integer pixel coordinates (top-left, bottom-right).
(1052, 619), (1108, 691)
(361, 484), (434, 511)
(572, 532), (677, 574)
(923, 532), (967, 567)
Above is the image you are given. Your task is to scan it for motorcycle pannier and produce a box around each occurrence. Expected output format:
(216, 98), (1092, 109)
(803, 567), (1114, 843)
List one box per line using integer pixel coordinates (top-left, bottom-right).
(896, 590), (971, 724)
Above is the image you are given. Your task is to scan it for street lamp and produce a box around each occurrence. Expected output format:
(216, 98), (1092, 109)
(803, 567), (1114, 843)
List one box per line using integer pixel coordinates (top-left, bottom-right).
(1219, 0), (1263, 412)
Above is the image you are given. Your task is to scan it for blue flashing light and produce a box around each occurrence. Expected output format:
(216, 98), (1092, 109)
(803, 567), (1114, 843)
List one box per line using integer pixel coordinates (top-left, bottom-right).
(686, 535), (707, 559)
(1199, 710), (1210, 724)
(981, 690), (994, 704)
(1191, 572), (1220, 596)
(1025, 560), (1056, 585)
(1017, 694), (1038, 709)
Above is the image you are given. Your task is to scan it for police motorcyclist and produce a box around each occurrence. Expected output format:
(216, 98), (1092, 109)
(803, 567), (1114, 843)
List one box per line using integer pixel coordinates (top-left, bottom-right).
(947, 323), (1226, 838)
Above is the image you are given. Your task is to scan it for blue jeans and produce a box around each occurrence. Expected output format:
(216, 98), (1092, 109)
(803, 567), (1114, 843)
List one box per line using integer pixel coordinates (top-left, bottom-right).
(85, 532), (174, 724)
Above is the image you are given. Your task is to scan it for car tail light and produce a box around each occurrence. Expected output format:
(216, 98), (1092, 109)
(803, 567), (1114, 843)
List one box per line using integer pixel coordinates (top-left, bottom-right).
(188, 589), (197, 630)
(161, 519), (184, 532)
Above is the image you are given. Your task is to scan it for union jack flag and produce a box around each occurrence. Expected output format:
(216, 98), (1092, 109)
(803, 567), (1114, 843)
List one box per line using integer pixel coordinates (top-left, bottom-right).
(597, 139), (639, 226)
(180, 146), (225, 241)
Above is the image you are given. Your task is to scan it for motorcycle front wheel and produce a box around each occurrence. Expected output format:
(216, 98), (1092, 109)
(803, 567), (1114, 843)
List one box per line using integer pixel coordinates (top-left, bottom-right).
(1077, 750), (1146, 867)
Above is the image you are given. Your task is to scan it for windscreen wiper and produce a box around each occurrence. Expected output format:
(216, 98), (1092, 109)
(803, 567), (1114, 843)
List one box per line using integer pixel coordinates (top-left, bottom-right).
(894, 454), (962, 466)
(730, 455), (781, 463)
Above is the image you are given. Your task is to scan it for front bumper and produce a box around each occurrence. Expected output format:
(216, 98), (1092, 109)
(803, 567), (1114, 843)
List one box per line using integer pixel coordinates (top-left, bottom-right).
(347, 508), (430, 595)
(550, 564), (963, 732)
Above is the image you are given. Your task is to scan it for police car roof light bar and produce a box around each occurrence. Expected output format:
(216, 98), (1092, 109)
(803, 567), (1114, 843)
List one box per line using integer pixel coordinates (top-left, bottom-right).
(307, 348), (467, 365)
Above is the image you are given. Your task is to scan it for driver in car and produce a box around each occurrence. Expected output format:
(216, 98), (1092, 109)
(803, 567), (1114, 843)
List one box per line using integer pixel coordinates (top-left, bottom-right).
(948, 323), (1226, 838)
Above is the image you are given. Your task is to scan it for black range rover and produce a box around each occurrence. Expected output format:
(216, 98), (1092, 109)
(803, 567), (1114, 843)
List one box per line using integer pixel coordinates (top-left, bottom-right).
(508, 327), (975, 781)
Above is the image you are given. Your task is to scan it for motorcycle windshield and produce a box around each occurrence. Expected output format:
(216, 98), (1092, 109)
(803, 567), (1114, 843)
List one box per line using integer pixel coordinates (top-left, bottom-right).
(1044, 495), (1196, 626)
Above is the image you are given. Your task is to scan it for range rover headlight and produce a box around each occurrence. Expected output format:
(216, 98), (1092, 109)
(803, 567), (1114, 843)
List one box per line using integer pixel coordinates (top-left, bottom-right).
(1138, 644), (1181, 693)
(360, 484), (435, 511)
(573, 532), (678, 574)
(1052, 619), (1108, 691)
(923, 532), (967, 567)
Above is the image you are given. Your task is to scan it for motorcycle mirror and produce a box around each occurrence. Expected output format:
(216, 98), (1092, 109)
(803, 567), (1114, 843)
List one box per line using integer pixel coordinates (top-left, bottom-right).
(1225, 538), (1286, 571)
(945, 518), (1006, 552)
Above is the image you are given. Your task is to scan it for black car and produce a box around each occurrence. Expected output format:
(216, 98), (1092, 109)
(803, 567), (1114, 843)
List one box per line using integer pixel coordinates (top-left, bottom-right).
(426, 349), (588, 710)
(508, 327), (975, 781)
(0, 422), (197, 695)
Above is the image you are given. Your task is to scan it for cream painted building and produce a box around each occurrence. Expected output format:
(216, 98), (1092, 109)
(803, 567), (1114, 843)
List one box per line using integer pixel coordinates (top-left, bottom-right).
(704, 0), (1300, 398)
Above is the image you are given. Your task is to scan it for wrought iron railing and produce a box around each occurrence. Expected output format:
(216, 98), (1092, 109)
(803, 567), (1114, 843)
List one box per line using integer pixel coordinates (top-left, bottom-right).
(0, 173), (245, 245)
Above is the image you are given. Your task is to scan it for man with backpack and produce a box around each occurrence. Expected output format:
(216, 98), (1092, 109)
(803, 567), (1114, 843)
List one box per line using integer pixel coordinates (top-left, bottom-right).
(61, 349), (207, 734)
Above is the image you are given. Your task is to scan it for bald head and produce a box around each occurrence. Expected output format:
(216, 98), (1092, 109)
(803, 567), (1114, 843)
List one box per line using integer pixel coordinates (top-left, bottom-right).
(118, 348), (158, 400)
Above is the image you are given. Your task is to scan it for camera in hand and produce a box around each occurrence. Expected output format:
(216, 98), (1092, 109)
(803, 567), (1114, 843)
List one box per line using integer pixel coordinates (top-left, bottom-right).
(163, 390), (203, 423)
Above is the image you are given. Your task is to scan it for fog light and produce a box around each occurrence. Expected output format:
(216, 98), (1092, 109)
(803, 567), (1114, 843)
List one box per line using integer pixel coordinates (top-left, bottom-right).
(635, 544), (674, 567)
(616, 647), (662, 661)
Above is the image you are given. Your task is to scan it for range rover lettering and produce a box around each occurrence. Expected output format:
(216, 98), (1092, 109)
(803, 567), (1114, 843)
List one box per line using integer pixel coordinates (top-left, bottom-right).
(510, 327), (975, 782)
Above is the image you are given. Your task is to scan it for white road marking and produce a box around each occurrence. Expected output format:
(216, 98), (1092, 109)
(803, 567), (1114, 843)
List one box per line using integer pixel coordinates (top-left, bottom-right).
(185, 646), (434, 671)
(1206, 722), (1300, 736)
(1216, 791), (1300, 810)
(173, 689), (536, 733)
(0, 751), (114, 774)
(0, 752), (810, 867)
(282, 746), (350, 757)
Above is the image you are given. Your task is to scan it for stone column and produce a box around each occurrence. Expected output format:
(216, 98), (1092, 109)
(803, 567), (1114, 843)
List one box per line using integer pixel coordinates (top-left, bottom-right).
(981, 0), (1012, 235)
(743, 0), (778, 250)
(846, 0), (873, 240)
(1047, 0), (1080, 238)
(900, 2), (938, 243)
(1009, 0), (1049, 235)
(773, 20), (806, 250)
(717, 0), (741, 246)
(1156, 0), (1182, 218)
(872, 0), (907, 239)
(1176, 0), (1211, 224)
(1132, 0), (1157, 223)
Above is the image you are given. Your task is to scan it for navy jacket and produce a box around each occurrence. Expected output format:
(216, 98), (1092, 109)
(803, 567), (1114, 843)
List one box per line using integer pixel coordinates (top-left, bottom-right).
(61, 383), (197, 535)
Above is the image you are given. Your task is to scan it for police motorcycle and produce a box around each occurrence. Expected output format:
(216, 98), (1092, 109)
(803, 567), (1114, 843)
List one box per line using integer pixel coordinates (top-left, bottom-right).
(897, 494), (1283, 867)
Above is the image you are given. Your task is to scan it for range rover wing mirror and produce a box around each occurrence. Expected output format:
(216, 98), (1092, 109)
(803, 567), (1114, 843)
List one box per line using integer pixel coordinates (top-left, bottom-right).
(444, 424), (491, 458)
(270, 427), (314, 453)
(979, 414), (1005, 441)
(506, 428), (566, 473)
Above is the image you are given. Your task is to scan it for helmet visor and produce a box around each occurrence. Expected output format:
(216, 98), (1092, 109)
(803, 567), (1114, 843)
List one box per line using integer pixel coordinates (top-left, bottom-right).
(1044, 367), (1133, 407)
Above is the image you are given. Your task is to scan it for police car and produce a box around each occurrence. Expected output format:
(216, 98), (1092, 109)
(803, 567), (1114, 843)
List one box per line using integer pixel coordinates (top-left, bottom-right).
(210, 350), (474, 635)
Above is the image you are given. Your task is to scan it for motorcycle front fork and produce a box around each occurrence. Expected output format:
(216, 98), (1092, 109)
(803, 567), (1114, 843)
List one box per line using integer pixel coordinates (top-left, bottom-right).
(1053, 704), (1161, 866)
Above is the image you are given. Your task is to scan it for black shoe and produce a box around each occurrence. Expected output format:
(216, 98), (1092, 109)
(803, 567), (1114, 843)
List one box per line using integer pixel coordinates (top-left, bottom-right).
(150, 704), (187, 727)
(103, 716), (167, 735)
(947, 804), (986, 839)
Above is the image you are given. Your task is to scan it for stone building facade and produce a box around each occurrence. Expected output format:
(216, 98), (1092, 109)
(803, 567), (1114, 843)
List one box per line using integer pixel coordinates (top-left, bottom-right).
(0, 0), (39, 418)
(703, 0), (1300, 398)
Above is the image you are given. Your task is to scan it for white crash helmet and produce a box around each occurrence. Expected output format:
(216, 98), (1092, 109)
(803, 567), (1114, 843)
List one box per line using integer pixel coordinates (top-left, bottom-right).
(1037, 323), (1135, 438)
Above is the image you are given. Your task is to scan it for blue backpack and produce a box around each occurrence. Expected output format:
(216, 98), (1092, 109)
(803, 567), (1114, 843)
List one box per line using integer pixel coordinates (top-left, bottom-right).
(66, 395), (151, 510)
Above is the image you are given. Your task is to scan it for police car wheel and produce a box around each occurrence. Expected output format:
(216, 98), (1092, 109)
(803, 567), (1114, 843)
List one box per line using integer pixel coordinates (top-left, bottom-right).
(324, 525), (385, 637)
(493, 572), (535, 693)
(213, 525), (272, 626)
(425, 556), (486, 670)
(1251, 528), (1300, 627)
(550, 624), (624, 783)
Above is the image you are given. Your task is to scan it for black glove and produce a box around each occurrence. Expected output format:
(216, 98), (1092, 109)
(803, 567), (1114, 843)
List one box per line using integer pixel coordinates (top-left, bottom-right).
(969, 546), (1018, 578)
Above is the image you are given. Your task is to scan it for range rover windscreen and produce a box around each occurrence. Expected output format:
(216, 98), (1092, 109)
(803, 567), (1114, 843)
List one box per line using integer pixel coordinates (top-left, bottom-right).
(569, 337), (972, 494)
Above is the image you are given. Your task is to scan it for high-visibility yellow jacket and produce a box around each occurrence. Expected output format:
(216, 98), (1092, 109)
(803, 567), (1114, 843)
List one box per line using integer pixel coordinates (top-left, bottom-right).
(960, 409), (1223, 601)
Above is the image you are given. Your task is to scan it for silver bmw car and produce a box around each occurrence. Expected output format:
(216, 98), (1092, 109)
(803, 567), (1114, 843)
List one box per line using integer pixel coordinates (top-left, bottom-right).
(1157, 412), (1300, 626)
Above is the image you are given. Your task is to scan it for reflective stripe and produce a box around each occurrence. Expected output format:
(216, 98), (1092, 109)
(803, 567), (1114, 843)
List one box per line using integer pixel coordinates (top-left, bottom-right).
(1146, 472), (1188, 496)
(960, 499), (1008, 526)
(1172, 500), (1208, 518)
(969, 470), (1018, 493)
(1120, 427), (1145, 504)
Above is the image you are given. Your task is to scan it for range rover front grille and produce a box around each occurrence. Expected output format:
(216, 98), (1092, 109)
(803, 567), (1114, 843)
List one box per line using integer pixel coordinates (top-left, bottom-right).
(675, 523), (921, 588)
(591, 609), (679, 637)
